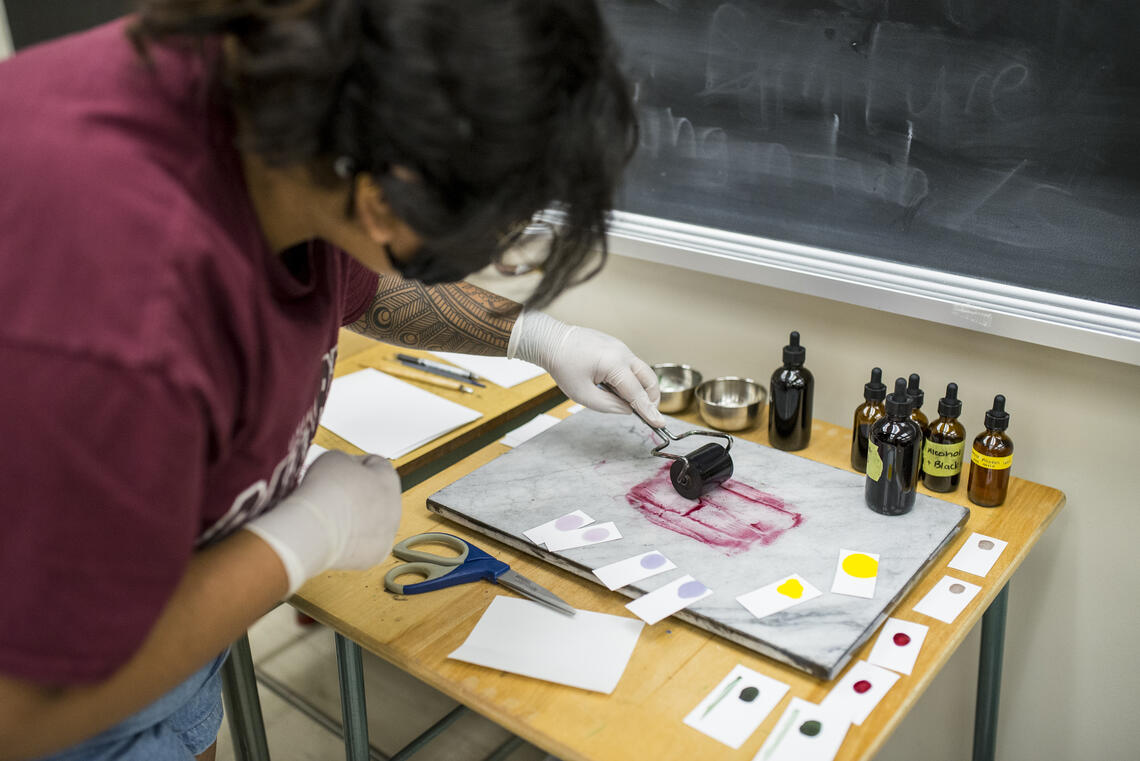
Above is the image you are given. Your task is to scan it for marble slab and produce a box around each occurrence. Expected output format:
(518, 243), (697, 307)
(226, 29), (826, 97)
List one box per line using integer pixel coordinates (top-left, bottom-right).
(426, 410), (968, 679)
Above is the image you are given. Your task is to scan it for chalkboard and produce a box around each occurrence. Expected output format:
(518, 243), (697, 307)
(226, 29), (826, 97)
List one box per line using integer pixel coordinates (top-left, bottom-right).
(602, 0), (1140, 311)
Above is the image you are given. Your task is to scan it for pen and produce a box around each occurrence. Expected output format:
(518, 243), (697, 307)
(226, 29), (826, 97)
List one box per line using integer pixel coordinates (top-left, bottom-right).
(379, 364), (474, 393)
(396, 353), (482, 382)
(395, 355), (486, 387)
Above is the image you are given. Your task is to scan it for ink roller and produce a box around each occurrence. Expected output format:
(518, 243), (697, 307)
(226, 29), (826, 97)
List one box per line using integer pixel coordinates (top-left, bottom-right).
(602, 382), (735, 499)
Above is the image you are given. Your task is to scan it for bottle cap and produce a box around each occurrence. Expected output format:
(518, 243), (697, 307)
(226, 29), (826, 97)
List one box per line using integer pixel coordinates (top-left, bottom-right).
(906, 373), (924, 409)
(984, 394), (1010, 430)
(938, 382), (962, 417)
(782, 331), (806, 366)
(863, 367), (886, 401)
(885, 377), (910, 416)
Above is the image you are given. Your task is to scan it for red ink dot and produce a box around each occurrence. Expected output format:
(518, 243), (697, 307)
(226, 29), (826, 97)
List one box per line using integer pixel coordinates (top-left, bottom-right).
(893, 632), (911, 647)
(853, 680), (872, 694)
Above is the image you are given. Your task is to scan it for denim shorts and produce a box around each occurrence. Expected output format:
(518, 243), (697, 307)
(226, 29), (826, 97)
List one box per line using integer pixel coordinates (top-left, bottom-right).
(37, 649), (228, 760)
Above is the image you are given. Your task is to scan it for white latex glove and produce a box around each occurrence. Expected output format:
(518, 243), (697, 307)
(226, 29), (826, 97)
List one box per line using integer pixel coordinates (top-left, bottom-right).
(508, 310), (664, 427)
(244, 450), (402, 597)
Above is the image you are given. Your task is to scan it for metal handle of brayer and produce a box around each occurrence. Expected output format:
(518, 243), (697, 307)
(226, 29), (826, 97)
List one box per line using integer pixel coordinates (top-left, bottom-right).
(600, 381), (733, 468)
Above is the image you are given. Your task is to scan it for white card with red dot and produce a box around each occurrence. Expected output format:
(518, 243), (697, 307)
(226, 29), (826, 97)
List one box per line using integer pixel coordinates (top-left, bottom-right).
(625, 575), (713, 625)
(544, 521), (623, 552)
(737, 573), (823, 620)
(866, 618), (929, 675)
(912, 575), (981, 624)
(819, 660), (900, 725)
(947, 532), (1008, 577)
(592, 550), (677, 591)
(752, 697), (851, 761)
(683, 664), (790, 749)
(523, 511), (594, 547)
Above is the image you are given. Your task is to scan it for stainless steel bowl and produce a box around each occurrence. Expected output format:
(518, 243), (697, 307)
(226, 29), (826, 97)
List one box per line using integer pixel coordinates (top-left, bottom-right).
(695, 376), (766, 431)
(652, 363), (702, 413)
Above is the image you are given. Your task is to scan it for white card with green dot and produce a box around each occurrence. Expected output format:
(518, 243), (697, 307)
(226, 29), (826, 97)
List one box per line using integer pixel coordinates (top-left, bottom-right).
(683, 664), (790, 749)
(753, 697), (851, 761)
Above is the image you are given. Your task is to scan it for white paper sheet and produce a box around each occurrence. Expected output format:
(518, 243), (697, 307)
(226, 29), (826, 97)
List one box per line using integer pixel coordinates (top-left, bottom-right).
(819, 660), (900, 725)
(430, 352), (546, 388)
(912, 575), (981, 624)
(753, 698), (851, 761)
(499, 414), (561, 447)
(947, 532), (1008, 577)
(830, 549), (880, 598)
(625, 575), (713, 625)
(683, 665), (790, 749)
(592, 550), (677, 591)
(523, 510), (594, 547)
(866, 618), (929, 675)
(447, 597), (644, 693)
(544, 521), (622, 552)
(737, 574), (823, 620)
(320, 368), (482, 458)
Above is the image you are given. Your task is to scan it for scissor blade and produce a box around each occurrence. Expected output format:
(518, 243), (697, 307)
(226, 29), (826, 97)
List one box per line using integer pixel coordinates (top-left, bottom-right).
(496, 570), (577, 617)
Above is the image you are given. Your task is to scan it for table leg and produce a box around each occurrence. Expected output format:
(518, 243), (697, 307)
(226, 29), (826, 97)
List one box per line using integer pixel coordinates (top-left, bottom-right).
(221, 634), (271, 761)
(335, 633), (371, 761)
(972, 583), (1009, 761)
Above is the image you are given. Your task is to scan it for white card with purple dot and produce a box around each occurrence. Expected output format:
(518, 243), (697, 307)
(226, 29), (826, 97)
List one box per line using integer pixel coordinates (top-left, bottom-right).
(912, 575), (981, 624)
(592, 550), (677, 591)
(866, 618), (928, 675)
(544, 521), (623, 552)
(737, 573), (823, 620)
(819, 660), (900, 726)
(947, 533), (1008, 577)
(625, 575), (713, 625)
(830, 549), (880, 599)
(752, 697), (851, 761)
(522, 511), (594, 547)
(683, 664), (790, 749)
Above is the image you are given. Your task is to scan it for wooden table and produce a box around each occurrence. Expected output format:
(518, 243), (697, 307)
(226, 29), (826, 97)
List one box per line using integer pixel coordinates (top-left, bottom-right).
(220, 332), (561, 760)
(289, 400), (1065, 761)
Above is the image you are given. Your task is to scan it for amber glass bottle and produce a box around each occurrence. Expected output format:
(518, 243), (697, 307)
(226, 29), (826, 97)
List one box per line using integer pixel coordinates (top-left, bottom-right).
(865, 377), (923, 516)
(967, 395), (1013, 507)
(850, 367), (886, 472)
(923, 383), (966, 492)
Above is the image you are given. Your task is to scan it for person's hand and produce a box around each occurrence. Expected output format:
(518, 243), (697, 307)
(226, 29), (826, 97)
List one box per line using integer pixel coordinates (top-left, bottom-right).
(509, 311), (664, 427)
(243, 450), (402, 596)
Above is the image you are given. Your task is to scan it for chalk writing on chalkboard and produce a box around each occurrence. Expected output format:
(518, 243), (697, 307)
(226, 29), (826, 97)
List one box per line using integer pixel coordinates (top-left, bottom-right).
(602, 0), (1140, 311)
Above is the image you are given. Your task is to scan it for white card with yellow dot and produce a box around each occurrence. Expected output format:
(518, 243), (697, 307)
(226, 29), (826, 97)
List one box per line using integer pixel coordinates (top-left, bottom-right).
(752, 697), (851, 761)
(830, 549), (880, 598)
(737, 574), (823, 620)
(683, 664), (790, 749)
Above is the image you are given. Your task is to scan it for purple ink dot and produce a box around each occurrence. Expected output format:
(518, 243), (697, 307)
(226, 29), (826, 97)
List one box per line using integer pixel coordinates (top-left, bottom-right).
(554, 514), (585, 531)
(640, 553), (667, 570)
(583, 526), (610, 542)
(678, 580), (707, 599)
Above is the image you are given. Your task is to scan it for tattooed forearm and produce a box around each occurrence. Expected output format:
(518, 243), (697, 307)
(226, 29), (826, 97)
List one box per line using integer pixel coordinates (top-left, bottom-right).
(349, 276), (520, 354)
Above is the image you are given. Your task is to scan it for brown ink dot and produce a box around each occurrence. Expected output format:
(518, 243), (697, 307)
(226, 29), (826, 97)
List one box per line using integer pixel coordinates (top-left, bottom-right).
(978, 539), (995, 550)
(949, 583), (966, 594)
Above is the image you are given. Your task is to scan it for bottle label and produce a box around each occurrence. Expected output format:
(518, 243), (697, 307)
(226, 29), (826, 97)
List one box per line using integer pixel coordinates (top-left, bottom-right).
(866, 443), (884, 481)
(924, 439), (965, 475)
(971, 448), (1012, 470)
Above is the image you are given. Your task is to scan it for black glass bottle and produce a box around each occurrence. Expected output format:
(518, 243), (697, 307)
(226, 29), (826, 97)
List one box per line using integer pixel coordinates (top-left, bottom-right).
(865, 377), (923, 516)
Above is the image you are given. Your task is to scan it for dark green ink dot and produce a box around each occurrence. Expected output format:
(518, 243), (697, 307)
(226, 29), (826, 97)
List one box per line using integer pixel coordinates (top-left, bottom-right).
(738, 686), (759, 702)
(799, 720), (822, 737)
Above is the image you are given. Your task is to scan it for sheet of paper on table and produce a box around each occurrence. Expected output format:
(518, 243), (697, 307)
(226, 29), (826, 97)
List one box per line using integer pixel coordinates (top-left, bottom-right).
(499, 413), (561, 447)
(320, 368), (482, 459)
(447, 596), (644, 694)
(683, 664), (790, 749)
(430, 351), (546, 388)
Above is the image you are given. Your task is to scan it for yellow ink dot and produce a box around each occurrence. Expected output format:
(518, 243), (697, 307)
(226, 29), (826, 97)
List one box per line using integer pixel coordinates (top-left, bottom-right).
(842, 553), (878, 578)
(776, 578), (804, 599)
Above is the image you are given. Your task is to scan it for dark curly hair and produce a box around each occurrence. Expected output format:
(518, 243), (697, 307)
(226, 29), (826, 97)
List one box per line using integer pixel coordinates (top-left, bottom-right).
(129, 0), (637, 308)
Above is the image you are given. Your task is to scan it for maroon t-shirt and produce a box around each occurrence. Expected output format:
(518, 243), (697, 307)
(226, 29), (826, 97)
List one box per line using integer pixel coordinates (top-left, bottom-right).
(0, 20), (379, 684)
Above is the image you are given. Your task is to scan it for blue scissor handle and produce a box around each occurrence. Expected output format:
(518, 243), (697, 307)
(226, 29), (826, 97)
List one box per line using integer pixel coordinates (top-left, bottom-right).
(384, 532), (510, 595)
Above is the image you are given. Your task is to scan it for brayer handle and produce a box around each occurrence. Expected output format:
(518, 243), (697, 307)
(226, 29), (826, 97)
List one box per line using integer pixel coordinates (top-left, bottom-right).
(599, 382), (671, 439)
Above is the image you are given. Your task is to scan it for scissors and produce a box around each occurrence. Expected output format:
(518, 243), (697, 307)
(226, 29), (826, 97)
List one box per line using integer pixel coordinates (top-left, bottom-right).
(383, 532), (576, 617)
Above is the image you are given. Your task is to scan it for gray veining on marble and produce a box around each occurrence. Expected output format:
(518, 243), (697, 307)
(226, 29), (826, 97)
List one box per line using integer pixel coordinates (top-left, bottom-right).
(427, 410), (968, 680)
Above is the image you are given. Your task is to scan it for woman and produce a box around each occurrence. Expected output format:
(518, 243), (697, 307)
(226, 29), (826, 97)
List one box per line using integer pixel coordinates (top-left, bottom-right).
(0, 1), (661, 758)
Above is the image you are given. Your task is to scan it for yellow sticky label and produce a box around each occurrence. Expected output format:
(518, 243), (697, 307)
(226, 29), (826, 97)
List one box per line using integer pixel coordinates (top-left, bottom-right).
(924, 439), (965, 475)
(866, 443), (883, 481)
(971, 448), (1012, 470)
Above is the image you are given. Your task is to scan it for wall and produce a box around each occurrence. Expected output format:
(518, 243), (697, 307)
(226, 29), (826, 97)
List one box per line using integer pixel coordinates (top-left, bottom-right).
(541, 253), (1138, 759)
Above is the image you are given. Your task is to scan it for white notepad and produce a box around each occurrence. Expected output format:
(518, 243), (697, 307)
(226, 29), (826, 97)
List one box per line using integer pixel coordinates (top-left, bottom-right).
(431, 352), (546, 388)
(319, 368), (482, 459)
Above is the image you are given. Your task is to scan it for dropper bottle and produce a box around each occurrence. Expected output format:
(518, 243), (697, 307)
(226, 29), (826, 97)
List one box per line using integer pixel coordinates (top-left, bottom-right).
(768, 331), (814, 451)
(967, 395), (1014, 507)
(922, 383), (966, 493)
(850, 367), (887, 472)
(906, 373), (930, 477)
(865, 377), (923, 516)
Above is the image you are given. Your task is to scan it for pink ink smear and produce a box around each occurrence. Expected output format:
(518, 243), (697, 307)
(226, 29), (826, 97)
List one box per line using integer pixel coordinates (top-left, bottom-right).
(626, 464), (803, 556)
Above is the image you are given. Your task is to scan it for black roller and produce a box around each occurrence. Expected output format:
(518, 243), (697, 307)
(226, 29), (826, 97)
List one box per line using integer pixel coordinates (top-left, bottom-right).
(669, 443), (734, 499)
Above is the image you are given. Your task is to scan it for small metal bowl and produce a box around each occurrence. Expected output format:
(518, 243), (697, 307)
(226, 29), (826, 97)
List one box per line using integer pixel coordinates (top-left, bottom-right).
(652, 363), (702, 413)
(695, 376), (767, 431)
